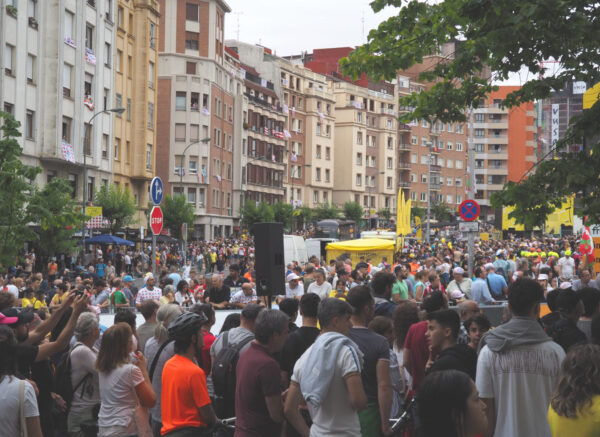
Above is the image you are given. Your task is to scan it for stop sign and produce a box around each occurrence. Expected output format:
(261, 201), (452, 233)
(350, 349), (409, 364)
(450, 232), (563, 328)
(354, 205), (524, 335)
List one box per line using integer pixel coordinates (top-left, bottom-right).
(150, 206), (163, 235)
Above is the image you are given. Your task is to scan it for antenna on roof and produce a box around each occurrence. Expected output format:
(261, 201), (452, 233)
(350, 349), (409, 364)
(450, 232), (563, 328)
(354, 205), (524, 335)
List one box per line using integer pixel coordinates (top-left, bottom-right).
(234, 11), (243, 41)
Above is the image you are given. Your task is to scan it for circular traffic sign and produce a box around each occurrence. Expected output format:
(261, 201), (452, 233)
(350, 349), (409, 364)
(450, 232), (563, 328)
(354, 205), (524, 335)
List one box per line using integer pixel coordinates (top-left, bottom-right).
(150, 206), (164, 235)
(150, 177), (163, 205)
(458, 199), (480, 222)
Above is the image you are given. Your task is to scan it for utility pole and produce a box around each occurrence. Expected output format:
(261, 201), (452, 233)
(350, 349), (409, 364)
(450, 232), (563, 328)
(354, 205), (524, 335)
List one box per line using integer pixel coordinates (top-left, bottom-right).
(426, 143), (432, 246)
(467, 107), (475, 277)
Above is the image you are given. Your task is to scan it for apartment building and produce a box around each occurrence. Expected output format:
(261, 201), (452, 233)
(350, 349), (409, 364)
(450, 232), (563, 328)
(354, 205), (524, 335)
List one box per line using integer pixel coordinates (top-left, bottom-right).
(112, 0), (159, 222)
(156, 0), (244, 239)
(1, 0), (116, 201)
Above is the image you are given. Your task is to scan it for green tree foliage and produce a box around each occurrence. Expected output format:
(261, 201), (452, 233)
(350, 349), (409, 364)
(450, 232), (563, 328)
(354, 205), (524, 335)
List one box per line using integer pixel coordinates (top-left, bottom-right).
(0, 112), (41, 268)
(28, 178), (86, 268)
(377, 208), (392, 222)
(343, 201), (364, 222)
(294, 206), (314, 230)
(342, 0), (600, 224)
(241, 200), (275, 232)
(273, 202), (294, 231)
(314, 203), (340, 221)
(411, 205), (426, 219)
(161, 194), (194, 239)
(94, 183), (136, 233)
(431, 201), (454, 221)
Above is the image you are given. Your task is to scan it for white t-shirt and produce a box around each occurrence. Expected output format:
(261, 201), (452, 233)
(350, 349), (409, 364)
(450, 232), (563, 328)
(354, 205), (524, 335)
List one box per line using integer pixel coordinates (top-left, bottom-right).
(0, 377), (39, 437)
(98, 363), (144, 434)
(476, 342), (565, 437)
(285, 283), (304, 299)
(558, 257), (575, 279)
(3, 284), (19, 299)
(70, 343), (100, 415)
(306, 281), (332, 300)
(292, 344), (361, 437)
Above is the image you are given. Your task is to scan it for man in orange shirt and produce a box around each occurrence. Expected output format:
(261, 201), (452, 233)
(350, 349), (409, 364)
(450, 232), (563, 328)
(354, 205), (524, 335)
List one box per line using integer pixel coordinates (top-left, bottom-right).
(161, 312), (218, 436)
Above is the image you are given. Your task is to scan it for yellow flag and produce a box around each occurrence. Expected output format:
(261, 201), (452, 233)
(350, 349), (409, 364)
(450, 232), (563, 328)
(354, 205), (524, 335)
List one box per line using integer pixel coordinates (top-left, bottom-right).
(415, 216), (422, 240)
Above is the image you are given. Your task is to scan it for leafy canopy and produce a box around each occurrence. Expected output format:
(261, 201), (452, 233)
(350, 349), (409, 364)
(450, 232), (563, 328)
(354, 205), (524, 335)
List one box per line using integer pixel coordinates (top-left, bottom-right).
(343, 201), (365, 222)
(342, 0), (600, 224)
(94, 183), (136, 233)
(161, 194), (195, 239)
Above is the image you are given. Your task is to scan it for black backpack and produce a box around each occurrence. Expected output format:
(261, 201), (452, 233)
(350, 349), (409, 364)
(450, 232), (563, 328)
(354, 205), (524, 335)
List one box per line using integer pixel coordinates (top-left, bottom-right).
(211, 332), (254, 418)
(54, 343), (92, 410)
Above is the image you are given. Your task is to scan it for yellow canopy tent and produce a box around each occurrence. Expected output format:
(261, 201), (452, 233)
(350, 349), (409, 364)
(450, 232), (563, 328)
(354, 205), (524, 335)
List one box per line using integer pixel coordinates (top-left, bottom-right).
(326, 238), (395, 266)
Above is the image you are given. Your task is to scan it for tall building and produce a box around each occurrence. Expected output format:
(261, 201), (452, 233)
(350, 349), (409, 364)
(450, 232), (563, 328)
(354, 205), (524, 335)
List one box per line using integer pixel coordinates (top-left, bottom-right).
(156, 0), (244, 239)
(1, 0), (116, 201)
(113, 0), (160, 222)
(472, 87), (536, 220)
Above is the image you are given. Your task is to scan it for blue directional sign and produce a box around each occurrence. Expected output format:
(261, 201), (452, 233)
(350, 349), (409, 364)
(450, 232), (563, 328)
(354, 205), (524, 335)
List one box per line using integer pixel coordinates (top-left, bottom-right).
(458, 199), (480, 222)
(150, 177), (163, 205)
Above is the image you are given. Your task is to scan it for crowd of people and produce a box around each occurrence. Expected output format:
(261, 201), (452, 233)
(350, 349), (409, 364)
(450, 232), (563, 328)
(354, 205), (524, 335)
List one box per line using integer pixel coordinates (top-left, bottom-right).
(1, 233), (600, 437)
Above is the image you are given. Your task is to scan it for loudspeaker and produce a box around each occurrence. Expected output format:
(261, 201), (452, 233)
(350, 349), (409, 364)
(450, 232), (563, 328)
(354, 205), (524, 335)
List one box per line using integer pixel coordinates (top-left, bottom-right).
(253, 222), (285, 296)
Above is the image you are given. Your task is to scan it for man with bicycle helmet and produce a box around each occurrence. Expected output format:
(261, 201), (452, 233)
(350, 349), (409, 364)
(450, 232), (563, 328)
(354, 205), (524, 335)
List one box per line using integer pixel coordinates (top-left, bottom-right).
(161, 312), (218, 436)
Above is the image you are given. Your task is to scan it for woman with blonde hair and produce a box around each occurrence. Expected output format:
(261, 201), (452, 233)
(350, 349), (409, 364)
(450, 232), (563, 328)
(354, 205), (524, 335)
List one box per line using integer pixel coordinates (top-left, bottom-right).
(548, 343), (600, 436)
(143, 304), (183, 436)
(96, 323), (155, 437)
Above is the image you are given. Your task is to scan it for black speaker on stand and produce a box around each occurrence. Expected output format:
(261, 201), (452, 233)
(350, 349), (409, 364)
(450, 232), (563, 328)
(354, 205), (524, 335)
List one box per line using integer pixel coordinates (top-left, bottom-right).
(253, 222), (285, 305)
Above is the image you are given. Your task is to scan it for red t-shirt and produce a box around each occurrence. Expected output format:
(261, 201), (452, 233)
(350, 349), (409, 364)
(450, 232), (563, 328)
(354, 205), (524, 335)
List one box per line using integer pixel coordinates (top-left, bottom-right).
(161, 355), (211, 435)
(201, 331), (216, 374)
(404, 321), (429, 391)
(235, 342), (282, 436)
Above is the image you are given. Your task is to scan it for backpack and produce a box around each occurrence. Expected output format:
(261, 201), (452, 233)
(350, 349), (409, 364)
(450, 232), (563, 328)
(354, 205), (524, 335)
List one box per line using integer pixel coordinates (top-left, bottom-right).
(54, 343), (92, 410)
(212, 331), (254, 417)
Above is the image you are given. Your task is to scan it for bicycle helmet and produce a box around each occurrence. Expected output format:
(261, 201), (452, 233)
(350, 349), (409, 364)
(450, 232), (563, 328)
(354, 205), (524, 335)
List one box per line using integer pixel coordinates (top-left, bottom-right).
(167, 312), (207, 339)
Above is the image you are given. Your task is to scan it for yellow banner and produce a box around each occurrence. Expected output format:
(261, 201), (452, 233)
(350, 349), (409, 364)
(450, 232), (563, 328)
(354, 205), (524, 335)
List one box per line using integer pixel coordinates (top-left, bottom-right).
(502, 197), (574, 233)
(86, 207), (103, 218)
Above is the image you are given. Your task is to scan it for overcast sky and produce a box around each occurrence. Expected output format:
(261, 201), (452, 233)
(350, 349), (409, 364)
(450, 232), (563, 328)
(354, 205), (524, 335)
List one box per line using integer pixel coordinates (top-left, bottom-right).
(223, 0), (398, 56)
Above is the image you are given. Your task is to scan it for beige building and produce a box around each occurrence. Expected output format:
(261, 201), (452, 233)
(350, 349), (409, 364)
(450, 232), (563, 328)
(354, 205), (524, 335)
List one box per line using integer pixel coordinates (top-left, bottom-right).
(330, 79), (398, 221)
(113, 0), (160, 222)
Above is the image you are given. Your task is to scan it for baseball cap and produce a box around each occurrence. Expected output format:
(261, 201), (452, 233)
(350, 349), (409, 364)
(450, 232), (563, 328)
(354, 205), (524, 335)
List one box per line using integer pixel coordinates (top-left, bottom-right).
(355, 262), (369, 270)
(0, 308), (35, 325)
(453, 267), (465, 275)
(450, 289), (465, 300)
(537, 274), (549, 281)
(565, 250), (572, 256)
(286, 273), (299, 282)
(144, 273), (154, 284)
(123, 275), (134, 283)
(496, 249), (504, 257)
(0, 312), (19, 325)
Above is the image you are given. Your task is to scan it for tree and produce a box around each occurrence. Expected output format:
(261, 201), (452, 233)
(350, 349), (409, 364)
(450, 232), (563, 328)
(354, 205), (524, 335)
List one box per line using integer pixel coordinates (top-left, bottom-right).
(94, 183), (136, 233)
(342, 0), (600, 224)
(314, 202), (340, 221)
(294, 206), (314, 230)
(273, 202), (294, 231)
(377, 208), (392, 223)
(162, 194), (194, 239)
(28, 178), (86, 268)
(241, 200), (274, 232)
(343, 201), (364, 222)
(411, 205), (426, 219)
(431, 201), (454, 221)
(0, 112), (41, 269)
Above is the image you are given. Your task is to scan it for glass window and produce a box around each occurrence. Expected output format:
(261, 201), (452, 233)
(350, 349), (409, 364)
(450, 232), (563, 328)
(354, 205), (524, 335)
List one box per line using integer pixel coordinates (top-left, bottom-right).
(176, 92), (186, 110)
(146, 145), (152, 170)
(175, 124), (186, 141)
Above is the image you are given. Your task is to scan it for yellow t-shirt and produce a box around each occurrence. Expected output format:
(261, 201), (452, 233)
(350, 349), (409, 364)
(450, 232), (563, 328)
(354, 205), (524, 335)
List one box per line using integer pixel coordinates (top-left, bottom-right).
(22, 297), (47, 310)
(50, 293), (65, 306)
(548, 395), (600, 437)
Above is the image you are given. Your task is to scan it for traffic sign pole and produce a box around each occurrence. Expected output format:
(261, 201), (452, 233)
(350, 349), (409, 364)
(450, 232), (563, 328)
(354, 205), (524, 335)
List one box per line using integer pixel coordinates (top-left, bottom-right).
(149, 178), (163, 277)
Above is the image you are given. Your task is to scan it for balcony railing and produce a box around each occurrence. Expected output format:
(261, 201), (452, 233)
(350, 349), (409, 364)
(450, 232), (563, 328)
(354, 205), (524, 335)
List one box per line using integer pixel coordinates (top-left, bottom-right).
(245, 93), (282, 113)
(430, 165), (442, 173)
(398, 123), (412, 131)
(398, 143), (412, 150)
(398, 181), (411, 188)
(398, 161), (411, 169)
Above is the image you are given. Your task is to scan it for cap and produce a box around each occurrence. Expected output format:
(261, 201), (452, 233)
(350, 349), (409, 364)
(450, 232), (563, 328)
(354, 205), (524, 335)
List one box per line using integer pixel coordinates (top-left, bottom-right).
(453, 267), (465, 275)
(537, 274), (549, 281)
(496, 249), (504, 257)
(286, 273), (299, 282)
(143, 273), (154, 284)
(0, 308), (35, 325)
(122, 275), (134, 283)
(484, 263), (495, 271)
(450, 289), (465, 300)
(356, 262), (369, 270)
(560, 281), (572, 290)
(565, 250), (572, 256)
(0, 312), (19, 325)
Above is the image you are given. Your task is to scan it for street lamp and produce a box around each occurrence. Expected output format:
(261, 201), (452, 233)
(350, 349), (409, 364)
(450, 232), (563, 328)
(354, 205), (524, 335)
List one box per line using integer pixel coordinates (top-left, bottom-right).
(179, 137), (211, 193)
(81, 107), (125, 259)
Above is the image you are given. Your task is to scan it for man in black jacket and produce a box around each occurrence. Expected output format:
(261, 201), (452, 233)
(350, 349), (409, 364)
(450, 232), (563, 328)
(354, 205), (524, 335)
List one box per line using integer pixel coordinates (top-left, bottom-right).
(546, 288), (586, 352)
(425, 309), (477, 379)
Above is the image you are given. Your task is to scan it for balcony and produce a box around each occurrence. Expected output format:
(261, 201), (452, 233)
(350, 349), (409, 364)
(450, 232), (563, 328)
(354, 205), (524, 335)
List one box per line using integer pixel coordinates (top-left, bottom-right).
(398, 181), (411, 188)
(244, 93), (282, 114)
(430, 183), (442, 191)
(398, 123), (412, 132)
(398, 161), (411, 169)
(430, 164), (442, 173)
(398, 143), (411, 151)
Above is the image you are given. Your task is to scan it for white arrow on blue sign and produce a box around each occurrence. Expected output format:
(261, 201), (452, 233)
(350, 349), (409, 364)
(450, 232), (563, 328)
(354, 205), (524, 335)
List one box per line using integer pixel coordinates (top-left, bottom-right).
(150, 177), (163, 205)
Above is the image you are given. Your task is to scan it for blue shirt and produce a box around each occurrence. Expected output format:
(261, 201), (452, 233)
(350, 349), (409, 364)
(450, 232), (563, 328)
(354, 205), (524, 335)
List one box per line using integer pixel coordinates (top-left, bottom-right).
(486, 272), (507, 298)
(96, 263), (106, 278)
(471, 278), (494, 305)
(168, 272), (182, 289)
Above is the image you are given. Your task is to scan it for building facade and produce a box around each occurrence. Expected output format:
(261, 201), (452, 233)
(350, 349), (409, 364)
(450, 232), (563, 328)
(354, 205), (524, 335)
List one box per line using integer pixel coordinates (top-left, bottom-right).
(113, 0), (160, 222)
(156, 0), (244, 239)
(2, 0), (116, 201)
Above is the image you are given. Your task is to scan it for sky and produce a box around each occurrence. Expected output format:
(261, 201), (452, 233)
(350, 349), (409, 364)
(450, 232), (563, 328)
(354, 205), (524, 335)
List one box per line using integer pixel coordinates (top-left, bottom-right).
(223, 0), (398, 56)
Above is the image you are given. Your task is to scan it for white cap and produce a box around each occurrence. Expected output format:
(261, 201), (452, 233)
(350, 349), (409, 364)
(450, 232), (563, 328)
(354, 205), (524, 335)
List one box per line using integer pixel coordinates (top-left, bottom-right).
(453, 267), (465, 275)
(286, 273), (299, 282)
(450, 289), (465, 300)
(484, 263), (495, 271)
(143, 273), (154, 284)
(537, 274), (549, 281)
(560, 282), (572, 290)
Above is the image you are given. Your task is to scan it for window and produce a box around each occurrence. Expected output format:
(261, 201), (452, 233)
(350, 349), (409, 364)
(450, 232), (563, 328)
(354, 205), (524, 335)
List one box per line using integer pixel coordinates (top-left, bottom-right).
(421, 174), (427, 183)
(357, 132), (363, 145)
(185, 33), (199, 50)
(387, 157), (393, 169)
(447, 123), (454, 132)
(357, 112), (363, 123)
(325, 147), (331, 160)
(421, 137), (428, 146)
(147, 102), (154, 129)
(323, 191), (328, 203)
(316, 123), (321, 136)
(85, 24), (93, 50)
(117, 6), (124, 27)
(420, 155), (427, 165)
(420, 192), (427, 201)
(316, 168), (321, 181)
(313, 191), (319, 204)
(199, 189), (205, 206)
(27, 0), (37, 19)
(421, 120), (429, 128)
(114, 138), (120, 160)
(356, 174), (362, 186)
(387, 137), (393, 149)
(475, 143), (484, 152)
(84, 73), (93, 96)
(446, 194), (453, 204)
(62, 117), (72, 142)
(190, 124), (199, 141)
(316, 145), (322, 159)
(325, 169), (330, 182)
(475, 129), (485, 137)
(410, 173), (416, 182)
(4, 44), (14, 75)
(175, 124), (186, 141)
(26, 55), (35, 84)
(24, 111), (34, 139)
(149, 22), (156, 49)
(387, 177), (393, 189)
(146, 145), (152, 170)
(187, 188), (196, 204)
(456, 195), (462, 204)
(64, 10), (74, 39)
(115, 93), (122, 110)
(445, 142), (452, 151)
(148, 62), (154, 88)
(456, 177), (462, 187)
(116, 49), (122, 72)
(447, 159), (454, 168)
(186, 3), (199, 21)
(357, 153), (362, 165)
(456, 160), (463, 169)
(101, 134), (108, 158)
(456, 142), (463, 151)
(83, 123), (91, 155)
(447, 177), (453, 186)
(87, 177), (95, 202)
(371, 136), (376, 147)
(128, 55), (132, 77)
(127, 99), (131, 121)
(104, 43), (111, 66)
(456, 124), (464, 134)
(410, 192), (417, 201)
(176, 92), (186, 110)
(186, 62), (196, 75)
(105, 0), (112, 20)
(387, 119), (393, 129)
(411, 153), (417, 164)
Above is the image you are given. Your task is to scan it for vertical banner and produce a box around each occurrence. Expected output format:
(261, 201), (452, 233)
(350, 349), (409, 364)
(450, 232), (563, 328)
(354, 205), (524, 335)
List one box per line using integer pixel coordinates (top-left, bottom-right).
(590, 225), (600, 278)
(551, 104), (560, 154)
